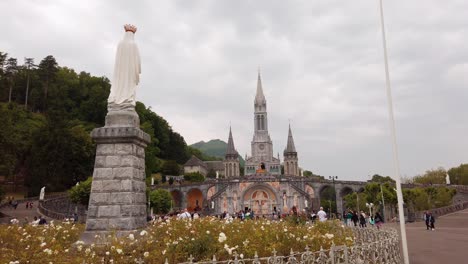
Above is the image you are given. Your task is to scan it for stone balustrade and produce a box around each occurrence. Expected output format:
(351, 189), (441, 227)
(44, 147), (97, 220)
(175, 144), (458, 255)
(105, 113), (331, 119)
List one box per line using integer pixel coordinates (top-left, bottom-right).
(413, 201), (468, 221)
(38, 195), (87, 223)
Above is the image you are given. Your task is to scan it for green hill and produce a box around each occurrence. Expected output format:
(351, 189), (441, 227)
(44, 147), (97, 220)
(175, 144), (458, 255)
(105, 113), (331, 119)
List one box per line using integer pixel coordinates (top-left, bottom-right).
(190, 139), (245, 166)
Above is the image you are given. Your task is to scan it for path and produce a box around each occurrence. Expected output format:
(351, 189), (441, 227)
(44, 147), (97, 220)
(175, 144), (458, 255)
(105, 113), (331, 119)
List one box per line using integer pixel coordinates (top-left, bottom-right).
(0, 200), (42, 224)
(406, 208), (468, 263)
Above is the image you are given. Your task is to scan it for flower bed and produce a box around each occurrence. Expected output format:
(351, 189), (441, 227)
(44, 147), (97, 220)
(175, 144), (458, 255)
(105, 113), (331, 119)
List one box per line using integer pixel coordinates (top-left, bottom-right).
(0, 218), (354, 263)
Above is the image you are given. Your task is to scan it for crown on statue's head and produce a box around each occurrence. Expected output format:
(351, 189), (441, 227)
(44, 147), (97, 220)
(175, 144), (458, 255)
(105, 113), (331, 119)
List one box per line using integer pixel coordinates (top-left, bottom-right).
(124, 24), (137, 33)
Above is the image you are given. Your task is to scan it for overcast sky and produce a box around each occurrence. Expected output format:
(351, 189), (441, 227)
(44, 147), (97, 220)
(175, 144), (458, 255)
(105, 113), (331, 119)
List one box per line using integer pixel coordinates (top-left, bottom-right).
(2, 0), (467, 181)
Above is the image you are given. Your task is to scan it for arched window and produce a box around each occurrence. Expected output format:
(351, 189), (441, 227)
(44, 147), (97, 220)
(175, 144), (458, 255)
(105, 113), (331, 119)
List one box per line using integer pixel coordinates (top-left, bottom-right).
(234, 163), (237, 176)
(256, 116), (261, 131)
(228, 163), (233, 177)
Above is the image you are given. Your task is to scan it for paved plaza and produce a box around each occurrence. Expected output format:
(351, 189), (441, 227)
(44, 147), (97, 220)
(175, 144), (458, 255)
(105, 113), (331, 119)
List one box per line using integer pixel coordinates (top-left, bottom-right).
(0, 200), (42, 224)
(406, 208), (468, 263)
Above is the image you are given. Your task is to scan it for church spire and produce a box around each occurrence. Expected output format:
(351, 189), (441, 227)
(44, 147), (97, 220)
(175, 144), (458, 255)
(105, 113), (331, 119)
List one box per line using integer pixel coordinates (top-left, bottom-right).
(255, 69), (266, 105)
(226, 126), (238, 156)
(284, 123), (297, 153)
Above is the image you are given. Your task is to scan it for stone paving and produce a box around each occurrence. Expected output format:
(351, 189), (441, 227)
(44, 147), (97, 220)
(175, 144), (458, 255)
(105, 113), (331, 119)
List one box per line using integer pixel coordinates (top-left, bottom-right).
(0, 200), (42, 224)
(406, 208), (468, 264)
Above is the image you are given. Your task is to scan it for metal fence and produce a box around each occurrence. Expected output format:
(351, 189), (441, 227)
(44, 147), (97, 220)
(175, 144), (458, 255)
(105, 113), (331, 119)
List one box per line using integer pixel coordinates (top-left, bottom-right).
(174, 228), (401, 264)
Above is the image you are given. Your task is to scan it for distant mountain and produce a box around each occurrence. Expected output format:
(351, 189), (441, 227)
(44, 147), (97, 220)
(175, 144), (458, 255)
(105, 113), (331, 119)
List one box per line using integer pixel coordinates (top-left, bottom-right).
(190, 139), (245, 166)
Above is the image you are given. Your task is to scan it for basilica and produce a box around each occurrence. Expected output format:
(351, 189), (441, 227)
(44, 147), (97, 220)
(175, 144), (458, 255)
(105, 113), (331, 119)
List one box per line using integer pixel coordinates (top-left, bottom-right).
(174, 72), (322, 216)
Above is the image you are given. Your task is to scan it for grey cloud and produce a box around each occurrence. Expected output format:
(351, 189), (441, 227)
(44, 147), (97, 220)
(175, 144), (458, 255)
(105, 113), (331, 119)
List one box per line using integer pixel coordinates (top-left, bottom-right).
(2, 0), (467, 180)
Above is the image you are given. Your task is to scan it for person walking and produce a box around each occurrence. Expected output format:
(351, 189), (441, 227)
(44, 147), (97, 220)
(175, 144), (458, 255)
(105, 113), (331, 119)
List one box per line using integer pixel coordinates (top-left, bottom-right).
(424, 211), (431, 230)
(374, 212), (384, 229)
(428, 212), (435, 231)
(317, 207), (327, 222)
(351, 211), (359, 227)
(359, 211), (367, 228)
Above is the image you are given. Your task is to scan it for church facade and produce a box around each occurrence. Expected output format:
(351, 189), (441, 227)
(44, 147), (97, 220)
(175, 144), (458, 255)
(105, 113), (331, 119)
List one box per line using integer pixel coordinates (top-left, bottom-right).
(161, 73), (372, 216)
(173, 73), (318, 216)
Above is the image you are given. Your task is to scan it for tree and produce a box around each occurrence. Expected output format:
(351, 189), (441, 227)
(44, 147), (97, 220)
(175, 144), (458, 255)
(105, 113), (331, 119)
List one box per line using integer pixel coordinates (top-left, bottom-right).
(68, 177), (92, 205)
(343, 192), (367, 212)
(303, 170), (313, 177)
(413, 167), (446, 185)
(448, 164), (468, 185)
(24, 58), (35, 109)
(150, 189), (172, 214)
(37, 55), (58, 110)
(184, 172), (205, 182)
(26, 117), (94, 196)
(370, 174), (395, 183)
(5, 57), (18, 103)
(168, 177), (174, 185)
(162, 160), (180, 176)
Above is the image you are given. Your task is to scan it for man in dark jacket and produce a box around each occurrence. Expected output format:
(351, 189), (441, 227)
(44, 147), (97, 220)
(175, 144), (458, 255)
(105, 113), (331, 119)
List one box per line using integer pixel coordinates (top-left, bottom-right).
(428, 213), (435, 231)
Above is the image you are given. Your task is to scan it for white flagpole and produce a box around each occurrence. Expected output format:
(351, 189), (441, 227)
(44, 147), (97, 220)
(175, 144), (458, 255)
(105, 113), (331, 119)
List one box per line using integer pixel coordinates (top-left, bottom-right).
(378, 0), (410, 263)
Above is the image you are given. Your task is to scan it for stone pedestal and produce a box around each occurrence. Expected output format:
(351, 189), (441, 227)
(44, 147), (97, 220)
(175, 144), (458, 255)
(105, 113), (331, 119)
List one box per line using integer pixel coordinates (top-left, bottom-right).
(81, 110), (150, 243)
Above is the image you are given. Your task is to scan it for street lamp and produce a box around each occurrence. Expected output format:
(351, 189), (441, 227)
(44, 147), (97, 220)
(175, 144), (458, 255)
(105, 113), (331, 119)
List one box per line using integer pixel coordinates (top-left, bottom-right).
(366, 202), (374, 217)
(329, 176), (338, 214)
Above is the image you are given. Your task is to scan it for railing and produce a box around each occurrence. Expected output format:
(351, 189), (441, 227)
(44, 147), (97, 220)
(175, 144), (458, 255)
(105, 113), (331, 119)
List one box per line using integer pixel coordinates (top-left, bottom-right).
(413, 201), (468, 221)
(38, 194), (87, 222)
(173, 228), (401, 264)
(0, 193), (68, 209)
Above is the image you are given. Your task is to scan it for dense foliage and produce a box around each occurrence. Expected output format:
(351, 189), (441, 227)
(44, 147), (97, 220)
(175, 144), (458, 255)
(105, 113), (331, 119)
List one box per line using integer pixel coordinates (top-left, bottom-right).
(343, 179), (456, 212)
(0, 218), (353, 263)
(68, 177), (92, 205)
(184, 172), (206, 183)
(149, 189), (172, 214)
(0, 51), (194, 195)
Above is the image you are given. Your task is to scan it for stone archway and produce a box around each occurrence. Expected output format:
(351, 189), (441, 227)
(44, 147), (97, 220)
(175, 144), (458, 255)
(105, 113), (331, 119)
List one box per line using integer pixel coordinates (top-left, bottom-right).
(186, 188), (203, 212)
(339, 187), (354, 215)
(170, 190), (183, 209)
(241, 184), (279, 216)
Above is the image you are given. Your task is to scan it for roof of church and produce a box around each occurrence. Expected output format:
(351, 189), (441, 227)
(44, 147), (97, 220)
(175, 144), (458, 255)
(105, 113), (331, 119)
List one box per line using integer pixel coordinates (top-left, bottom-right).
(205, 161), (224, 171)
(184, 155), (207, 168)
(255, 71), (266, 105)
(284, 124), (297, 153)
(225, 126), (238, 156)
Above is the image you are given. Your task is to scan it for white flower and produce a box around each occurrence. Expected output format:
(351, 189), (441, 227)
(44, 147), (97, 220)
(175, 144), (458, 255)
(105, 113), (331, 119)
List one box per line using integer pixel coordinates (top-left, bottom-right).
(140, 230), (148, 236)
(128, 234), (135, 240)
(206, 230), (210, 234)
(40, 242), (47, 247)
(218, 232), (227, 243)
(240, 254), (244, 259)
(106, 251), (110, 255)
(144, 252), (150, 258)
(162, 250), (166, 255)
(43, 248), (52, 255)
(324, 233), (334, 239)
(116, 249), (123, 254)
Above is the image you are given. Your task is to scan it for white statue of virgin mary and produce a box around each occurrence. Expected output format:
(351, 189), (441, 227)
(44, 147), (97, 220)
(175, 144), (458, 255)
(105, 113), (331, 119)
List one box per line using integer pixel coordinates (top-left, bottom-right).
(107, 24), (141, 111)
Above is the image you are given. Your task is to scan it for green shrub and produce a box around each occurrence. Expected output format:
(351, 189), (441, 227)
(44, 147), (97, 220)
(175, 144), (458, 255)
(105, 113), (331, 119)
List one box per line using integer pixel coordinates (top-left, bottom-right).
(68, 177), (92, 205)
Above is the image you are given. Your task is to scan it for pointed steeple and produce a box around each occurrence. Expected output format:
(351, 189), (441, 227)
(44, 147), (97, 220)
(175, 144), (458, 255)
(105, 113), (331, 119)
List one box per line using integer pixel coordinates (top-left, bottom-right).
(284, 124), (297, 153)
(226, 126), (238, 156)
(255, 69), (266, 105)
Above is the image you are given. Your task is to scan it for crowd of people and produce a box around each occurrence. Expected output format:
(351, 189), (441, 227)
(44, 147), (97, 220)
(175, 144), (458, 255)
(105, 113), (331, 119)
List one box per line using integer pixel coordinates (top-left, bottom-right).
(343, 210), (384, 229)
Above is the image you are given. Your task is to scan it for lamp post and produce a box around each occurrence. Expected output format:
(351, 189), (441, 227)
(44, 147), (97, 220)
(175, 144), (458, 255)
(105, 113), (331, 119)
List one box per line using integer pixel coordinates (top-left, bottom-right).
(380, 184), (386, 221)
(329, 176), (338, 214)
(378, 1), (409, 263)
